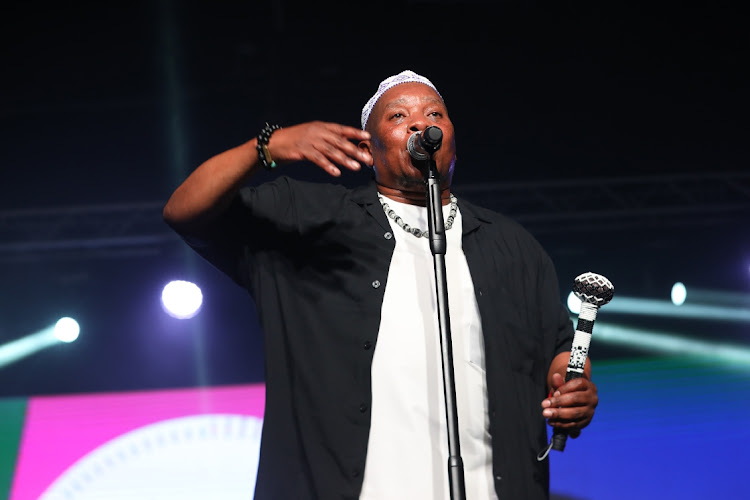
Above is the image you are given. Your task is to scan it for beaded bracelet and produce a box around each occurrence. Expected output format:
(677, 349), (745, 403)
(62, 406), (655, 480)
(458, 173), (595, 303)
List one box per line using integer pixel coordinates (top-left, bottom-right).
(256, 123), (282, 169)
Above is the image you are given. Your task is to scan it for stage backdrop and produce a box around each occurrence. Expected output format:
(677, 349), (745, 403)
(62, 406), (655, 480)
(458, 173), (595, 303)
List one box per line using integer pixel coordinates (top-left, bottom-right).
(2, 356), (748, 499)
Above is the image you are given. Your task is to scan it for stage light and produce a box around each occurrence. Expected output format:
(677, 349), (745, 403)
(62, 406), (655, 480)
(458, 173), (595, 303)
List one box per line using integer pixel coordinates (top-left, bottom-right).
(567, 291), (582, 314)
(54, 317), (80, 343)
(682, 287), (750, 307)
(598, 296), (750, 322)
(671, 282), (687, 306)
(0, 318), (80, 368)
(587, 320), (750, 367)
(162, 280), (203, 319)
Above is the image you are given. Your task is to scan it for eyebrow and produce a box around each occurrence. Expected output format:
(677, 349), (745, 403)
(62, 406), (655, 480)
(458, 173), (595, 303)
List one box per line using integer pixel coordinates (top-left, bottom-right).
(383, 96), (444, 110)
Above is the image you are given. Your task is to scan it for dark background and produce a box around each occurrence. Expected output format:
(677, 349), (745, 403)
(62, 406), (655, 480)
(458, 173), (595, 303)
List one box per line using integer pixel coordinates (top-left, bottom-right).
(1, 0), (748, 397)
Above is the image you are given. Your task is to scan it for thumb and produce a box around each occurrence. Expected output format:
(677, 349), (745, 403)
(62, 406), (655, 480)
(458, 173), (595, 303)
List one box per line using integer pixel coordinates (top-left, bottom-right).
(550, 372), (565, 394)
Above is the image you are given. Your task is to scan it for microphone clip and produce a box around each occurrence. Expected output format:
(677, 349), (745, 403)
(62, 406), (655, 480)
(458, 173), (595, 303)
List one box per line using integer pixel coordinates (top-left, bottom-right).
(407, 126), (443, 161)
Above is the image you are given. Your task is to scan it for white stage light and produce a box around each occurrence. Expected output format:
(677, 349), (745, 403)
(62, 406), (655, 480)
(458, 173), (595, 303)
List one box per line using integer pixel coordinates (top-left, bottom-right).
(671, 282), (687, 306)
(54, 317), (80, 343)
(567, 291), (582, 314)
(0, 318), (79, 368)
(162, 280), (203, 319)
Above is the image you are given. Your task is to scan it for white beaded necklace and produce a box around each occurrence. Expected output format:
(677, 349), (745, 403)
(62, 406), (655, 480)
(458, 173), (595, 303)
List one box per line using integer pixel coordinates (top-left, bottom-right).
(377, 192), (458, 238)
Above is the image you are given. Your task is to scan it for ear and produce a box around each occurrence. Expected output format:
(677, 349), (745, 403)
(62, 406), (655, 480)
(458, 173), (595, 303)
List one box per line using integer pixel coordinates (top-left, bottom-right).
(358, 140), (374, 168)
(358, 139), (371, 155)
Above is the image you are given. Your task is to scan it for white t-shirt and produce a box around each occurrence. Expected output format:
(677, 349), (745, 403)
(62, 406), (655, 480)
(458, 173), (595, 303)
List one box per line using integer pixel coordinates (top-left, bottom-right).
(359, 195), (495, 500)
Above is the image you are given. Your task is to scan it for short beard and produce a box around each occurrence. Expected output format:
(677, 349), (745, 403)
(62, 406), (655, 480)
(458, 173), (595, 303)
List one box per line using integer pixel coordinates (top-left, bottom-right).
(396, 160), (455, 192)
(394, 173), (428, 192)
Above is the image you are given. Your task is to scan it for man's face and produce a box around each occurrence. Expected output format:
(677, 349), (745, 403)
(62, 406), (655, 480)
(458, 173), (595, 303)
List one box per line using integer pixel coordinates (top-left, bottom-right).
(360, 82), (456, 193)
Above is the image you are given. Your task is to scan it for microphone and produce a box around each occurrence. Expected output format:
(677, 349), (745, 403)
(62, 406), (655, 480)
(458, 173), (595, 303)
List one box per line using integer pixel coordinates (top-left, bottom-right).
(551, 272), (614, 452)
(407, 126), (443, 161)
(537, 271), (614, 461)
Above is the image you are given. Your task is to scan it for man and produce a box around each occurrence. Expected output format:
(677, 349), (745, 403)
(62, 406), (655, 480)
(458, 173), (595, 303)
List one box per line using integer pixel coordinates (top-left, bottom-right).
(163, 70), (598, 499)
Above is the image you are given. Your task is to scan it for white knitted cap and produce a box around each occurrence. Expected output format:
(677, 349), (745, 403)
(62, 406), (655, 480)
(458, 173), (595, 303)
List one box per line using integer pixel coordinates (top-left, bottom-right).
(360, 70), (442, 130)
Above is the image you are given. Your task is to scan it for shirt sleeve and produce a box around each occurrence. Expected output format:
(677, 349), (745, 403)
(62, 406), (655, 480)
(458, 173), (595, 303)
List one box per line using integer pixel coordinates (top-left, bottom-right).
(176, 176), (334, 287)
(537, 249), (575, 366)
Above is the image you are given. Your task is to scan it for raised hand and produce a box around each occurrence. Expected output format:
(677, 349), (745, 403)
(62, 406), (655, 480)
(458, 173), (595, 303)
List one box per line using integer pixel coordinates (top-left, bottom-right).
(268, 121), (373, 177)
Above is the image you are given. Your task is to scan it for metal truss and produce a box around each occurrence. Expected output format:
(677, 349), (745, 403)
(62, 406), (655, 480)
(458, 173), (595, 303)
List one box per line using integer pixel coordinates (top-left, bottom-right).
(0, 201), (176, 263)
(1, 172), (748, 262)
(455, 171), (750, 235)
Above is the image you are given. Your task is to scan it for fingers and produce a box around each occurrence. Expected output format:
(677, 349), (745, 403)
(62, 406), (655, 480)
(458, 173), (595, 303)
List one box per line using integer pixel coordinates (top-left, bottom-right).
(328, 122), (371, 143)
(541, 378), (598, 431)
(550, 372), (565, 392)
(542, 404), (593, 429)
(314, 136), (368, 173)
(324, 124), (374, 169)
(554, 377), (596, 397)
(300, 122), (373, 176)
(306, 149), (344, 177)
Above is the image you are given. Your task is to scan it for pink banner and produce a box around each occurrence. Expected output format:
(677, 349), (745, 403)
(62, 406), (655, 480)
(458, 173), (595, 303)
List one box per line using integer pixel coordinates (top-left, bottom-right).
(10, 384), (265, 500)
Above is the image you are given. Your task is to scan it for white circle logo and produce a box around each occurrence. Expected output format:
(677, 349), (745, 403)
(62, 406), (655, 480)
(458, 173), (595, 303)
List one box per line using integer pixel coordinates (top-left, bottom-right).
(40, 414), (263, 499)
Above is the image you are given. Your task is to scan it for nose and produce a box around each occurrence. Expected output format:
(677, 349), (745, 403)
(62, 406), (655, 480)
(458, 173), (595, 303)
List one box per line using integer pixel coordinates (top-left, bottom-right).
(408, 115), (430, 132)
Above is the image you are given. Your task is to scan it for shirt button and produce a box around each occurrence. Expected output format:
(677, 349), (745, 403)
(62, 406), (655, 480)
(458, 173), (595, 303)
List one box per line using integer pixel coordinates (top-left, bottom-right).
(363, 341), (372, 350)
(495, 475), (502, 482)
(372, 280), (381, 288)
(384, 232), (393, 240)
(359, 403), (368, 413)
(478, 289), (484, 297)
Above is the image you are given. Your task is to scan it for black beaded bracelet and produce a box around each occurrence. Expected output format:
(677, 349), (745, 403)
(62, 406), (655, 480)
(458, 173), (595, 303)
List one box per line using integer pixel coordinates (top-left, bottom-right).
(256, 123), (282, 169)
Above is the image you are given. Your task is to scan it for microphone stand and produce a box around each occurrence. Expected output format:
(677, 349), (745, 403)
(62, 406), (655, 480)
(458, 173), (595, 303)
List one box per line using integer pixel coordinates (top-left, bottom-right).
(422, 153), (467, 500)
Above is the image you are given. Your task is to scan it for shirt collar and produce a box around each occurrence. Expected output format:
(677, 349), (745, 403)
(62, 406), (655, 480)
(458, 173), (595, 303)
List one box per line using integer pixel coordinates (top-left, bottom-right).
(350, 181), (379, 206)
(350, 181), (493, 235)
